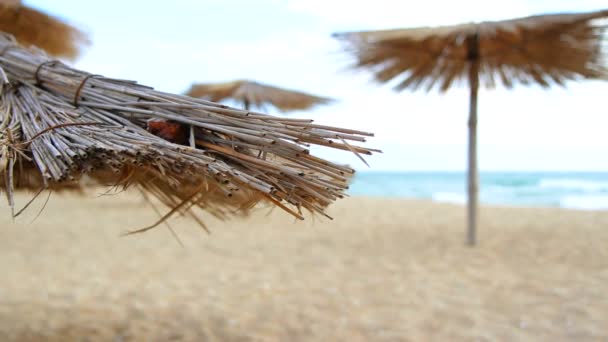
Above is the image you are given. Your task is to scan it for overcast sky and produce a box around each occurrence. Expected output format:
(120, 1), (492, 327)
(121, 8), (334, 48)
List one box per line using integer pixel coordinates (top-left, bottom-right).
(29, 0), (608, 171)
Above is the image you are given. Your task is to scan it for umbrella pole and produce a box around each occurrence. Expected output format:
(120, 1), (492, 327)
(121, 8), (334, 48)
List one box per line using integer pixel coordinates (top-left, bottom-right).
(466, 33), (480, 247)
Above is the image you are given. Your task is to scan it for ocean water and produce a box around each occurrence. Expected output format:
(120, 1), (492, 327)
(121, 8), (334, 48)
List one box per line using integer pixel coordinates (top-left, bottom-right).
(348, 172), (608, 210)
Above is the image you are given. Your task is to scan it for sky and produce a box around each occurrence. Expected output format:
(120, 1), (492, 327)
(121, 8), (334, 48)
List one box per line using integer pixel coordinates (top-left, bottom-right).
(28, 0), (608, 171)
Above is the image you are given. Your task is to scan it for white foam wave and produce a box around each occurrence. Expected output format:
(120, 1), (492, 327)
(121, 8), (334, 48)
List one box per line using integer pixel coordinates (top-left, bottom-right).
(432, 192), (466, 205)
(560, 195), (608, 210)
(539, 178), (608, 192)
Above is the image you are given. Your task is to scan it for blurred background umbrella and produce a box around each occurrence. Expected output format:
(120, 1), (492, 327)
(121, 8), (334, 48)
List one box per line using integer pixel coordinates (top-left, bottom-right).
(185, 79), (333, 113)
(334, 9), (608, 246)
(0, 0), (88, 59)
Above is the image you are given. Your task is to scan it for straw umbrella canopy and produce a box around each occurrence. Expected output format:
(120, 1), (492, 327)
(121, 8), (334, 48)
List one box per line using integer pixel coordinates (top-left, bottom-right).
(0, 0), (88, 59)
(333, 9), (608, 246)
(0, 33), (378, 232)
(185, 79), (333, 113)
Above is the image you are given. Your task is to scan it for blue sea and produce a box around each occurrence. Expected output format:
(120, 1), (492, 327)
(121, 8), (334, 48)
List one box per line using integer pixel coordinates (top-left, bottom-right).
(349, 172), (608, 210)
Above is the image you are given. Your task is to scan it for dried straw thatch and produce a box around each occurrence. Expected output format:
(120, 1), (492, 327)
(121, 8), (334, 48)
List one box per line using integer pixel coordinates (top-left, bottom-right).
(0, 34), (378, 231)
(0, 0), (88, 60)
(334, 9), (608, 91)
(334, 9), (608, 245)
(186, 80), (333, 112)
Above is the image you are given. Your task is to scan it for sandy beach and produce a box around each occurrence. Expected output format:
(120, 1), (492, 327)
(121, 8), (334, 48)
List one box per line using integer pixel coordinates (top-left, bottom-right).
(0, 191), (607, 341)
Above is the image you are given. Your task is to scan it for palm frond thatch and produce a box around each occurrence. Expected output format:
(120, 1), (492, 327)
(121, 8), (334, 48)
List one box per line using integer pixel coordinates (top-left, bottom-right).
(186, 80), (334, 112)
(0, 34), (377, 228)
(333, 9), (608, 91)
(0, 1), (88, 60)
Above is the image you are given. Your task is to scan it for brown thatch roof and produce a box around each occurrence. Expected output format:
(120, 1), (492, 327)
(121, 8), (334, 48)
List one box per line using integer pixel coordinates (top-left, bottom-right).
(185, 80), (333, 112)
(0, 2), (88, 60)
(0, 34), (377, 231)
(333, 9), (608, 91)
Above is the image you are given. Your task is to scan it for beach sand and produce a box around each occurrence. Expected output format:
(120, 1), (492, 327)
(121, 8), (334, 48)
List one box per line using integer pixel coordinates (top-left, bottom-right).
(0, 192), (607, 341)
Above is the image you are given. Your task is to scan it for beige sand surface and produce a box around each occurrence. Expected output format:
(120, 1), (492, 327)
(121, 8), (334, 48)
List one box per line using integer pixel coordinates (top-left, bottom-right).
(0, 192), (607, 341)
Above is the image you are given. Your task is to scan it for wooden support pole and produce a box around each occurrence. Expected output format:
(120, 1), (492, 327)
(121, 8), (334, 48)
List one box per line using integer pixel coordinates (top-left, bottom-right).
(466, 31), (480, 247)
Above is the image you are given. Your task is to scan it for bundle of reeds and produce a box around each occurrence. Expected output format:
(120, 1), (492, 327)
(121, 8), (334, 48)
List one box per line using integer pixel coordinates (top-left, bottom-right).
(0, 0), (88, 60)
(0, 33), (377, 230)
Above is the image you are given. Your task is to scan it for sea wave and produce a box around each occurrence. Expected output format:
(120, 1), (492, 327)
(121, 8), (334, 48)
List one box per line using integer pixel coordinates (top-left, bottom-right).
(432, 192), (466, 204)
(559, 195), (608, 210)
(351, 172), (608, 208)
(538, 178), (608, 192)
(491, 178), (538, 187)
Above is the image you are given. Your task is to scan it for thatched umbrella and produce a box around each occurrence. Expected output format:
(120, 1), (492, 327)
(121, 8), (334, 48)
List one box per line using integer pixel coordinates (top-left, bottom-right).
(333, 9), (608, 246)
(185, 79), (333, 113)
(0, 33), (378, 231)
(0, 0), (88, 59)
